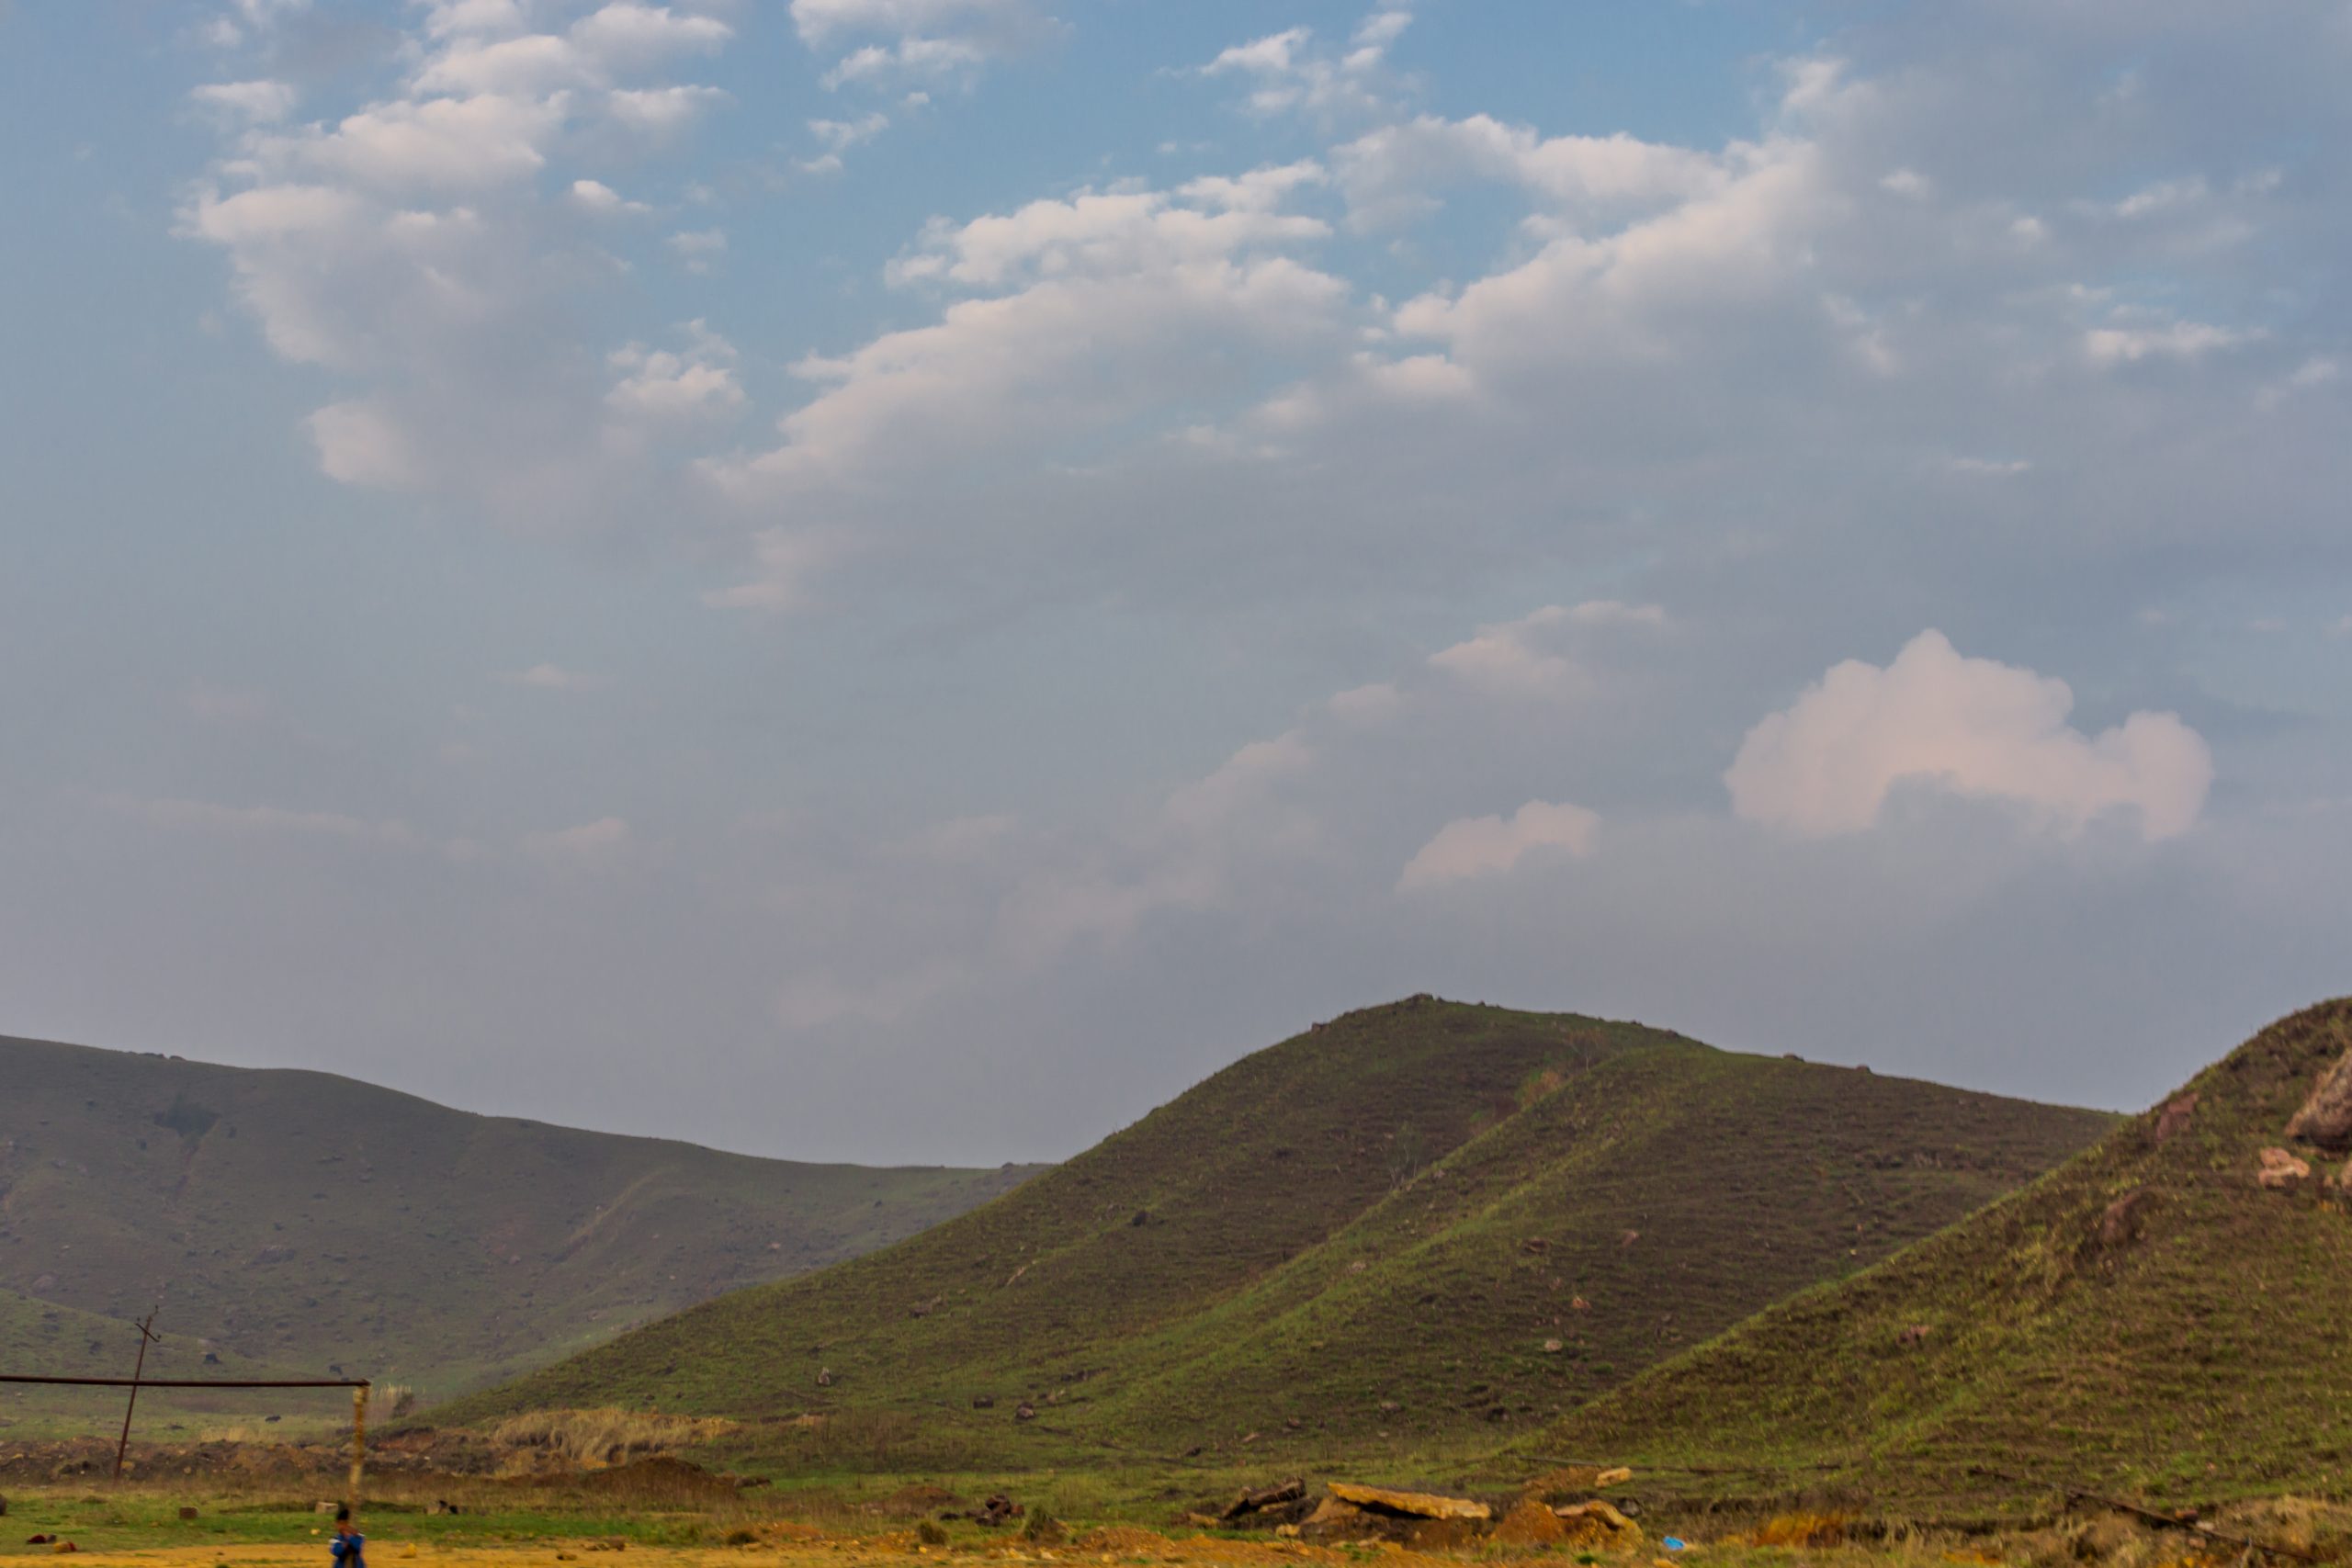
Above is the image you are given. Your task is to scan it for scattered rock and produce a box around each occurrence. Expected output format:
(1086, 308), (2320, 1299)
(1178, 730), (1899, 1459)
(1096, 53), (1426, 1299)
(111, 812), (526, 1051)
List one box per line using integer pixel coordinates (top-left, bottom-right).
(1130, 1210), (1150, 1227)
(1571, 1295), (1591, 1311)
(1896, 1324), (1933, 1348)
(1525, 1465), (1633, 1497)
(1220, 1479), (1305, 1521)
(1013, 1401), (1037, 1422)
(1375, 1400), (1402, 1414)
(2257, 1146), (2312, 1190)
(1521, 1237), (1549, 1254)
(969, 1393), (994, 1409)
(1492, 1498), (1567, 1547)
(2154, 1092), (2200, 1145)
(2287, 1046), (2352, 1150)
(1327, 1483), (1490, 1521)
(1620, 1229), (1641, 1247)
(815, 1367), (834, 1387)
(957, 1495), (1023, 1529)
(1543, 1338), (1564, 1353)
(26, 1535), (54, 1546)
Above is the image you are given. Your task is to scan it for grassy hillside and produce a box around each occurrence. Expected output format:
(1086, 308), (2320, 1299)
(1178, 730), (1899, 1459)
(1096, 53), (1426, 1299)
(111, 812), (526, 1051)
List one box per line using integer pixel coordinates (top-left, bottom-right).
(0, 1034), (1040, 1398)
(1540, 998), (2352, 1506)
(450, 998), (2112, 1460)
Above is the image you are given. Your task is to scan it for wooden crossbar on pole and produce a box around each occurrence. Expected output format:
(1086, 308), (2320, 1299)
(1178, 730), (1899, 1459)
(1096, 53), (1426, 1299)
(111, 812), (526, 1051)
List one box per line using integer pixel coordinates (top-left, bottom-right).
(2, 1373), (374, 1510)
(0, 1376), (370, 1388)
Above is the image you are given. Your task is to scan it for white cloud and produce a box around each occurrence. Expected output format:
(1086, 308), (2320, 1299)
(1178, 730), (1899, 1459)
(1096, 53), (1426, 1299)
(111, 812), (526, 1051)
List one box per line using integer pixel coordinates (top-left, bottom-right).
(1397, 798), (1600, 890)
(2084, 316), (2247, 366)
(1202, 11), (1412, 127)
(790, 0), (1061, 85)
(1428, 605), (1586, 698)
(714, 179), (1345, 510)
(190, 80), (298, 124)
(1566, 599), (1667, 628)
(1334, 113), (1726, 231)
(1725, 630), (2213, 842)
(798, 111), (890, 174)
(568, 177), (648, 215)
(666, 226), (727, 272)
(605, 321), (744, 425)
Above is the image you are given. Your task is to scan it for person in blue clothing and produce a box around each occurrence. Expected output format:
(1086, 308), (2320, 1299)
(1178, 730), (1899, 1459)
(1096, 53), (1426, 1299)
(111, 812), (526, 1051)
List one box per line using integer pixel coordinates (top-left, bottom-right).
(331, 1506), (366, 1568)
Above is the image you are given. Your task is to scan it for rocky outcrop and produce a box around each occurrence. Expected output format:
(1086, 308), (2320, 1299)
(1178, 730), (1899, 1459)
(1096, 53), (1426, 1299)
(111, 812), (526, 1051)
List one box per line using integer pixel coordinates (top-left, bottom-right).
(2256, 1147), (2312, 1190)
(1326, 1483), (1490, 1521)
(2286, 1047), (2352, 1150)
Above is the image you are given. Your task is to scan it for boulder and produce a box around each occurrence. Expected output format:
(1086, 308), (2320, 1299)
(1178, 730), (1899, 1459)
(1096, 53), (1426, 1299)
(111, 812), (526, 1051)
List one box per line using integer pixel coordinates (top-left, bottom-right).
(2287, 1047), (2352, 1150)
(2154, 1092), (2199, 1145)
(1555, 1501), (1641, 1549)
(1491, 1498), (1566, 1547)
(1327, 1483), (1489, 1521)
(2257, 1146), (2312, 1190)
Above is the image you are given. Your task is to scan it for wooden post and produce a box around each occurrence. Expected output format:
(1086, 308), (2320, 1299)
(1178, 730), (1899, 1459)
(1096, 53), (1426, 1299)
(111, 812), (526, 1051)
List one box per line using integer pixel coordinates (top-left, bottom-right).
(111, 1314), (161, 1483)
(347, 1383), (368, 1517)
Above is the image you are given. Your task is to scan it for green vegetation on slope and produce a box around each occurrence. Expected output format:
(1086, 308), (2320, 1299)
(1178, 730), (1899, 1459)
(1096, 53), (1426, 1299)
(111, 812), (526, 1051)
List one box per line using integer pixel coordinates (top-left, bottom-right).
(451, 998), (2111, 1461)
(0, 1035), (1041, 1397)
(1542, 998), (2352, 1506)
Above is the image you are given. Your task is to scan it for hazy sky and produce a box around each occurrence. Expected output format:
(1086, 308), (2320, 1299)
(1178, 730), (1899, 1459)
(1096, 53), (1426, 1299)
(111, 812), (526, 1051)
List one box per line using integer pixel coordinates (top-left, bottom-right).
(4, 0), (2347, 1166)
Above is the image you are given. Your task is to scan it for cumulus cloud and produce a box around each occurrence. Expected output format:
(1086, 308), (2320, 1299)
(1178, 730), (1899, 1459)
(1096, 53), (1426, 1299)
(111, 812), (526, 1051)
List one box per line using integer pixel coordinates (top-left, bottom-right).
(710, 176), (1346, 520)
(1203, 8), (1414, 127)
(1725, 631), (2213, 841)
(178, 0), (743, 529)
(1397, 799), (1599, 890)
(190, 79), (298, 124)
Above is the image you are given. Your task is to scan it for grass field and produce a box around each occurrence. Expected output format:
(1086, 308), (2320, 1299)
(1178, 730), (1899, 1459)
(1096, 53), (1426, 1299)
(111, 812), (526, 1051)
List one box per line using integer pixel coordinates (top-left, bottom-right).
(0, 1035), (1042, 1402)
(449, 999), (2111, 1460)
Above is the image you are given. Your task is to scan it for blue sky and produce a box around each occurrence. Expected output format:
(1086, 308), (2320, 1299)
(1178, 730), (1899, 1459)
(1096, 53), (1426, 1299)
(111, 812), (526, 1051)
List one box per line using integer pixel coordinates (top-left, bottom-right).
(2, 0), (2347, 1164)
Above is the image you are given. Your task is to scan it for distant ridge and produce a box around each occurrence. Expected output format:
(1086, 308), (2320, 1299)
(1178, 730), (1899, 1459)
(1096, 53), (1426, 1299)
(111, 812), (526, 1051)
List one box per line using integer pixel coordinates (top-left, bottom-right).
(1539, 998), (2352, 1506)
(0, 1033), (1042, 1396)
(448, 998), (2113, 1460)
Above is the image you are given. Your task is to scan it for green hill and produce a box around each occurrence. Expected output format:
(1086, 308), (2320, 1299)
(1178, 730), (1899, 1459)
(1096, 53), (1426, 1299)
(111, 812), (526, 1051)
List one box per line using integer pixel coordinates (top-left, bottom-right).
(0, 1034), (1041, 1398)
(1539, 998), (2352, 1506)
(448, 998), (2112, 1460)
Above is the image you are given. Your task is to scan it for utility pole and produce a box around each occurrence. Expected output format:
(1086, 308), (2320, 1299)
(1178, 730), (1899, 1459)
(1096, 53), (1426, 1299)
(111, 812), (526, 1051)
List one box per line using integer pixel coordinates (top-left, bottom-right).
(111, 1312), (161, 1483)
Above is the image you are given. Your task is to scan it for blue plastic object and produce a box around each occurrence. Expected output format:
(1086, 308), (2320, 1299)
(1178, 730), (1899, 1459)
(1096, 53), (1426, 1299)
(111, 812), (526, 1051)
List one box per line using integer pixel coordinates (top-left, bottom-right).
(1663, 1539), (1689, 1551)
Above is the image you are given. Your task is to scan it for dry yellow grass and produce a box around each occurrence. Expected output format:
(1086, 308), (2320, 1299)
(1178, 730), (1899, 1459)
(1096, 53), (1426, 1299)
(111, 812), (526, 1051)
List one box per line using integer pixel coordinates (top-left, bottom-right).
(486, 1408), (739, 1469)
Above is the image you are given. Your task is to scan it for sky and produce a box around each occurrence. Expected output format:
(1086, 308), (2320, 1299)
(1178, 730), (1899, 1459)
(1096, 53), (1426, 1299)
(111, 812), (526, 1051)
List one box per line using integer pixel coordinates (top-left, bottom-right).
(2, 0), (2347, 1167)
